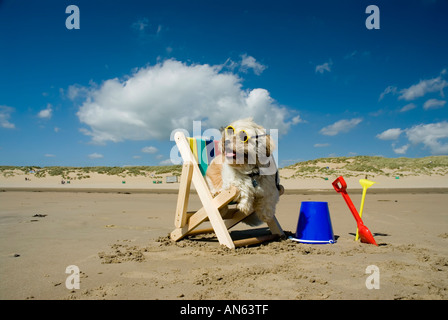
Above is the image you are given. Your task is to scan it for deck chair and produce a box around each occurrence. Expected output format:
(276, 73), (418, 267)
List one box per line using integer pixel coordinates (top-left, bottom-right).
(170, 131), (284, 249)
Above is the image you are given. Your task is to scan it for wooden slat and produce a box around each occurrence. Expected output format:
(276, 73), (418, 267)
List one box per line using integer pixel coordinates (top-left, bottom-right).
(170, 206), (208, 241)
(186, 228), (215, 236)
(170, 186), (239, 242)
(233, 234), (280, 248)
(223, 210), (252, 230)
(174, 162), (193, 228)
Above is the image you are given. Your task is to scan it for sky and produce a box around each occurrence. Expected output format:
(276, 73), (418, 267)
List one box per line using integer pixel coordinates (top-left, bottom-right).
(0, 0), (447, 167)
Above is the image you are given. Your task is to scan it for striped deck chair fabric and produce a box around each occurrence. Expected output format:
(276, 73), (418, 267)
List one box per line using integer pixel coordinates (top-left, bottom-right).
(187, 138), (221, 176)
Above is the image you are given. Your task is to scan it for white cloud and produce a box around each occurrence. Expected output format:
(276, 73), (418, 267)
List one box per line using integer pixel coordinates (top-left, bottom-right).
(88, 153), (104, 159)
(67, 84), (90, 101)
(378, 85), (398, 101)
(291, 115), (305, 124)
(0, 105), (15, 129)
(239, 54), (266, 75)
(141, 146), (158, 154)
(423, 98), (446, 110)
(369, 109), (385, 117)
(76, 59), (297, 144)
(159, 159), (173, 165)
(399, 103), (416, 112)
(221, 58), (239, 72)
(398, 73), (448, 101)
(315, 60), (332, 74)
(37, 104), (53, 119)
(132, 18), (149, 31)
(376, 128), (403, 140)
(319, 118), (362, 136)
(131, 18), (162, 40)
(344, 50), (358, 59)
(405, 121), (448, 155)
(314, 143), (330, 148)
(392, 144), (410, 155)
(377, 122), (448, 155)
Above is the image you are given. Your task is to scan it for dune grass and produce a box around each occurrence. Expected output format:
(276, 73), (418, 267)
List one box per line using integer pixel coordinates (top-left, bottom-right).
(1, 156), (447, 180)
(0, 165), (182, 179)
(282, 155), (448, 179)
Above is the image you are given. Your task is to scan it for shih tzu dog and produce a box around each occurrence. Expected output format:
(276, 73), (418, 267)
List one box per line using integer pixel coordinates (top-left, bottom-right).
(206, 118), (283, 226)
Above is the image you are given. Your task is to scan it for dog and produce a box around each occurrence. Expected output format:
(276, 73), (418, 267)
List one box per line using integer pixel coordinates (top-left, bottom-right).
(206, 118), (283, 226)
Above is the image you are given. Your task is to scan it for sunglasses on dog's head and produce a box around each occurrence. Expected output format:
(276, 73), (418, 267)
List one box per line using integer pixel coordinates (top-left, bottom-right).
(225, 125), (267, 143)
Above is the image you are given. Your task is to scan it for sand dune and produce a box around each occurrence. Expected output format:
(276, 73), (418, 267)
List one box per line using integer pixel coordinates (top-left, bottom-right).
(1, 156), (447, 192)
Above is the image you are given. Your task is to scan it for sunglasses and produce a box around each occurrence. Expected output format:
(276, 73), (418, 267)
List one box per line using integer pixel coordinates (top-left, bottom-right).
(225, 125), (267, 143)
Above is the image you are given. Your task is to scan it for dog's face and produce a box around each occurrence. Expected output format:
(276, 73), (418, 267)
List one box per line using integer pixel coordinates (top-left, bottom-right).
(221, 118), (273, 168)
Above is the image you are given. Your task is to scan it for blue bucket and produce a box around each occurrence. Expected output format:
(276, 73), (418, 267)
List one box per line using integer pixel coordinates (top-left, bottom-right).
(291, 201), (335, 244)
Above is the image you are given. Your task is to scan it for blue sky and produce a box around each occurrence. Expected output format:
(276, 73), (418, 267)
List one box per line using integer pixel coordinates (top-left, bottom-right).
(1, 0), (447, 167)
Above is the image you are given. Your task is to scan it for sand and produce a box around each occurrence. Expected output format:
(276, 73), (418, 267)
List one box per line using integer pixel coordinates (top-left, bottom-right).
(1, 171), (447, 300)
(1, 166), (447, 301)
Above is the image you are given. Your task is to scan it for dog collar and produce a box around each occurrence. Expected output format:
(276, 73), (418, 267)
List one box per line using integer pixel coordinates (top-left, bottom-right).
(248, 169), (282, 191)
(248, 170), (260, 188)
(248, 171), (260, 178)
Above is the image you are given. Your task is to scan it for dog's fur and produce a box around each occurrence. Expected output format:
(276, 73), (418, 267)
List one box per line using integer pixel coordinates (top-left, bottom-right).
(206, 118), (280, 226)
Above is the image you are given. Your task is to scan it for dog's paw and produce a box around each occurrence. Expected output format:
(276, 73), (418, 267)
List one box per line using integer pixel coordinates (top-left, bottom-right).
(237, 201), (253, 215)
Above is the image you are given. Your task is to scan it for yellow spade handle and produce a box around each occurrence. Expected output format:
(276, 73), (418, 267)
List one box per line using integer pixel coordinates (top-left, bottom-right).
(355, 187), (368, 241)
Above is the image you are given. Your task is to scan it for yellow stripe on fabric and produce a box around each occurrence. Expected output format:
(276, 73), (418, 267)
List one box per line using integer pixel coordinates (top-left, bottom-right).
(187, 137), (198, 162)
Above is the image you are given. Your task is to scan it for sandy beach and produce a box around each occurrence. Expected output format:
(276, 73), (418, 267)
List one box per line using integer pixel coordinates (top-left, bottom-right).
(0, 164), (447, 301)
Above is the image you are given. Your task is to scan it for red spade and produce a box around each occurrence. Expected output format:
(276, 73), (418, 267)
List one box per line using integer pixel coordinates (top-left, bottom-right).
(332, 176), (378, 246)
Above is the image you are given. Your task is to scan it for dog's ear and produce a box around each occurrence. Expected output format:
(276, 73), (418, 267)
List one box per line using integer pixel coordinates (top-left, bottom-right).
(220, 127), (227, 154)
(221, 136), (225, 153)
(262, 134), (275, 157)
(267, 134), (275, 157)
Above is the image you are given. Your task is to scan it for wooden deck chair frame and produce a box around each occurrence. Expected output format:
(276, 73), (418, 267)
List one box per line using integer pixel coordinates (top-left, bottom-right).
(170, 131), (284, 249)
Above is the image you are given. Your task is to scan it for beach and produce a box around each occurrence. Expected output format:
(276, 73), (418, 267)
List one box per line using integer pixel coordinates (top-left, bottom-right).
(0, 167), (447, 300)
